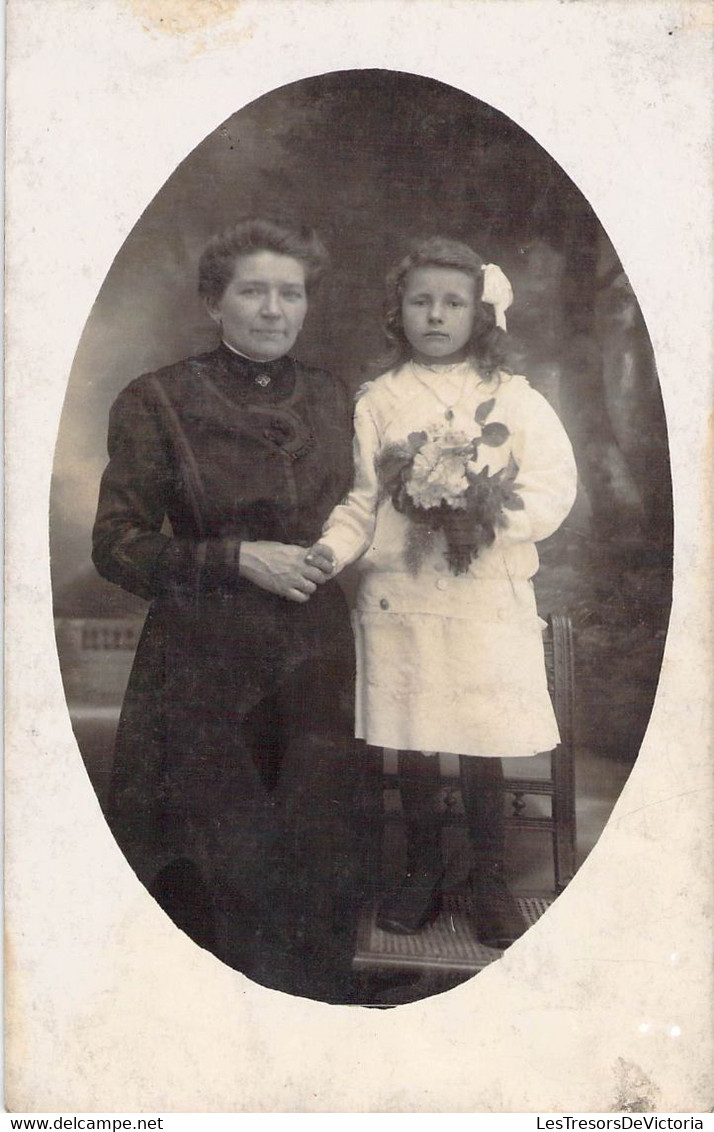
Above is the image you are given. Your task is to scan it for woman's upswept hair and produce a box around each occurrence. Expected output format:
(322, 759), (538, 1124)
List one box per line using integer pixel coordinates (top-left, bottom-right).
(198, 217), (329, 306)
(378, 236), (510, 379)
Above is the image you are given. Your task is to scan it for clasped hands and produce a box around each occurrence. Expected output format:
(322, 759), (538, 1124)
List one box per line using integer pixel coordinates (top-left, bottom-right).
(239, 540), (336, 603)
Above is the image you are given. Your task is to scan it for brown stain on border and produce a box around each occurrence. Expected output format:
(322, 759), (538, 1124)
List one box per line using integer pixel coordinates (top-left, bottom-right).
(679, 1), (714, 36)
(122, 0), (251, 42)
(662, 1), (714, 42)
(611, 1057), (661, 1114)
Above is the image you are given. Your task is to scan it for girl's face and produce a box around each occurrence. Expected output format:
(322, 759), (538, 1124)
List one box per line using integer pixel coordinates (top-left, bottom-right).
(401, 266), (477, 365)
(207, 250), (308, 361)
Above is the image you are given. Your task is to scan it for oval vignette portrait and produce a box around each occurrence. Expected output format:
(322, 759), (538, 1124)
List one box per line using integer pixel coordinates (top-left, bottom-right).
(50, 70), (673, 1008)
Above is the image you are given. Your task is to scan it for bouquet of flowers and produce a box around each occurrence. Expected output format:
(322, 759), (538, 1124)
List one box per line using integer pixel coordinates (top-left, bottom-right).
(377, 398), (525, 575)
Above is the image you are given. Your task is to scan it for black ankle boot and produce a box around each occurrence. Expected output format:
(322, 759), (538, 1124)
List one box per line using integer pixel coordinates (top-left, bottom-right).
(460, 755), (528, 950)
(377, 751), (444, 935)
(470, 862), (527, 949)
(376, 863), (444, 935)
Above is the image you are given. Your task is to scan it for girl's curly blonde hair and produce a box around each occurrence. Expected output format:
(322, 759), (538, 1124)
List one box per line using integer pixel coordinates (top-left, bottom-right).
(376, 236), (510, 379)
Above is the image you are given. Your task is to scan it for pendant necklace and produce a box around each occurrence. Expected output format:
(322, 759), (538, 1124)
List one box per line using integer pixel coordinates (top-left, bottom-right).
(410, 361), (471, 422)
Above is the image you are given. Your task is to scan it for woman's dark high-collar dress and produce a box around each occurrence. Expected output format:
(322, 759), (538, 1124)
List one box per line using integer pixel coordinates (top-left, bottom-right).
(92, 345), (376, 1002)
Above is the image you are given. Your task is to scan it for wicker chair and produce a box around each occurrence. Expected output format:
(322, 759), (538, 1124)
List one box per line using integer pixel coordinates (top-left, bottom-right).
(353, 613), (577, 975)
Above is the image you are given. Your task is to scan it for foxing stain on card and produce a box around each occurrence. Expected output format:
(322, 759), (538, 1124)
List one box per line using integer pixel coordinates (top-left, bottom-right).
(122, 0), (244, 38)
(612, 1058), (660, 1114)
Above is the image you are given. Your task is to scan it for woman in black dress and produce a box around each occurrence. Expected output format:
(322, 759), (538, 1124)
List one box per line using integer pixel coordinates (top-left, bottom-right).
(92, 217), (376, 1002)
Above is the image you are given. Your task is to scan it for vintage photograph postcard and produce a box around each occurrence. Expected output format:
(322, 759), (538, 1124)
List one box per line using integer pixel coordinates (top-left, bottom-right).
(5, 0), (713, 1113)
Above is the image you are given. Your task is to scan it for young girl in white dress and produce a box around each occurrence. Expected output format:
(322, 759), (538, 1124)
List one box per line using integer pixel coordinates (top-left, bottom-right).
(308, 237), (577, 947)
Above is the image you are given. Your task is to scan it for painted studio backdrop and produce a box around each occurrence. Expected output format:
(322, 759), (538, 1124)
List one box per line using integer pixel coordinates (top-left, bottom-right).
(50, 70), (672, 1003)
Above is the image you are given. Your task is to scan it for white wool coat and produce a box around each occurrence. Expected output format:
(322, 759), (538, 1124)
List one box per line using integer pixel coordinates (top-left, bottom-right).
(320, 361), (578, 757)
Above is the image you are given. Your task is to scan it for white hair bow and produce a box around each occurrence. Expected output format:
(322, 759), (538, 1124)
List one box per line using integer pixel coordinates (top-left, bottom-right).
(481, 263), (513, 331)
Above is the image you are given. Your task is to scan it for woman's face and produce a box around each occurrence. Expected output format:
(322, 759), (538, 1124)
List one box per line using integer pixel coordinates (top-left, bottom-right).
(208, 250), (309, 361)
(401, 265), (477, 365)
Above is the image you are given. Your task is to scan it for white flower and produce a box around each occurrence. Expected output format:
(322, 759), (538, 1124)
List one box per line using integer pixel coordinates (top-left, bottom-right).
(407, 450), (470, 508)
(412, 442), (442, 476)
(394, 425), (484, 510)
(423, 422), (476, 446)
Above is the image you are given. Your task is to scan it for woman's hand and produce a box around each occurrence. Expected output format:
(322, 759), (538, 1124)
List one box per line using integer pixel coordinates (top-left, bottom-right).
(304, 542), (336, 577)
(239, 541), (333, 603)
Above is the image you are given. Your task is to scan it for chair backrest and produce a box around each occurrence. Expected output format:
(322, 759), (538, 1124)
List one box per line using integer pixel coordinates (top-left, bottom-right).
(507, 613), (576, 892)
(545, 613), (577, 890)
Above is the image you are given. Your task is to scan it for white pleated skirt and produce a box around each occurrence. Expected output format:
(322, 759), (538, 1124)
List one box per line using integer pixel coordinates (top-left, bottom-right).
(351, 577), (559, 758)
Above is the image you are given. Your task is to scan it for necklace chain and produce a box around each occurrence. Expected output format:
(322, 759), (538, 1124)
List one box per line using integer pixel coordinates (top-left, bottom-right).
(409, 361), (472, 418)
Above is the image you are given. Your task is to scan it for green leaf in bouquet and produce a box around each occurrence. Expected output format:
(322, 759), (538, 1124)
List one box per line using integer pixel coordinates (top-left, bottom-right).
(406, 430), (428, 452)
(494, 456), (524, 510)
(377, 442), (411, 467)
(377, 443), (415, 495)
(474, 398), (495, 425)
(404, 522), (435, 576)
(501, 453), (520, 483)
(479, 421), (510, 447)
(411, 503), (439, 525)
(503, 493), (525, 510)
(391, 483), (413, 515)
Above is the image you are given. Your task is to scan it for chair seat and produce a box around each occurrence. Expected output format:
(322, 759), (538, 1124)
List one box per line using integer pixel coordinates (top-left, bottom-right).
(353, 893), (554, 974)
